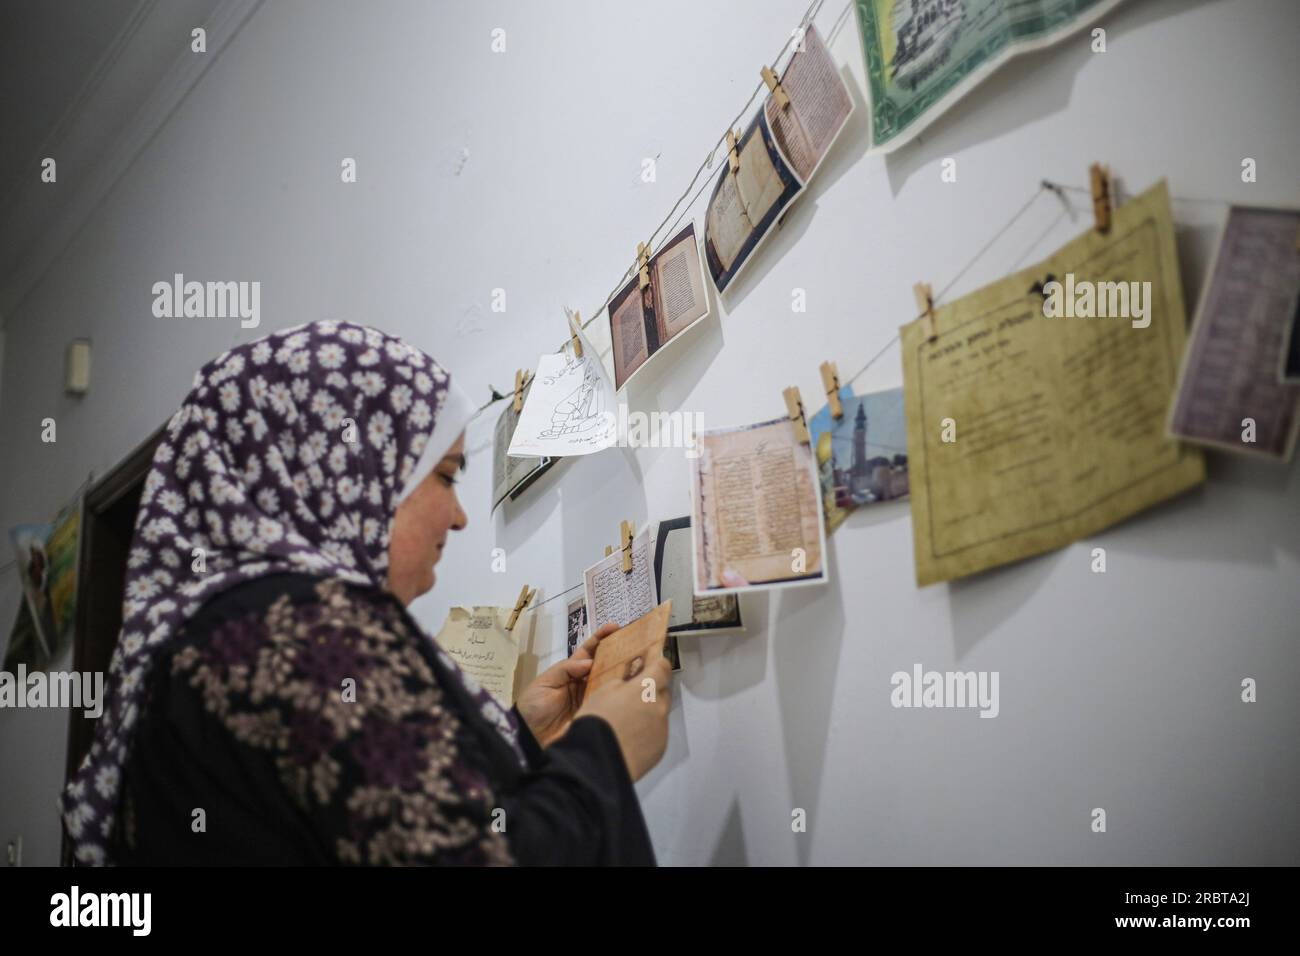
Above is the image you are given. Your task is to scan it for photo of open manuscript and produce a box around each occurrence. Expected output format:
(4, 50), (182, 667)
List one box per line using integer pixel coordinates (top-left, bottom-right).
(608, 222), (710, 391)
(690, 416), (829, 594)
(704, 24), (852, 294)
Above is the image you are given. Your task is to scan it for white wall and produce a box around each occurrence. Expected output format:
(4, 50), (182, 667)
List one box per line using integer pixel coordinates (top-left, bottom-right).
(2, 0), (1298, 866)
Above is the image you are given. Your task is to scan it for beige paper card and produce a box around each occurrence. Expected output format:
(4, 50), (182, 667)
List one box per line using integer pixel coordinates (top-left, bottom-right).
(434, 606), (522, 707)
(582, 600), (672, 705)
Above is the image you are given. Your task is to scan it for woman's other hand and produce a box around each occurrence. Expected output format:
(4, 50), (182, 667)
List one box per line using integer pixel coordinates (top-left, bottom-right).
(575, 654), (672, 782)
(515, 621), (619, 747)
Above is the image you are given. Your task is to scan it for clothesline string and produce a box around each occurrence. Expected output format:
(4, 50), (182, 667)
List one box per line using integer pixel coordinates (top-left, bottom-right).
(515, 180), (1067, 616)
(507, 176), (1238, 617)
(471, 0), (832, 419)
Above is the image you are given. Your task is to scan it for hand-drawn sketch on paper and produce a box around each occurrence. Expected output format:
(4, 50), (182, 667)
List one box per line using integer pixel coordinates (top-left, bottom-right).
(507, 320), (617, 458)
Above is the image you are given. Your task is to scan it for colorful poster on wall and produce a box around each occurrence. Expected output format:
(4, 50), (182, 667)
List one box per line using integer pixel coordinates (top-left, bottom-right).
(9, 522), (56, 662)
(45, 494), (83, 653)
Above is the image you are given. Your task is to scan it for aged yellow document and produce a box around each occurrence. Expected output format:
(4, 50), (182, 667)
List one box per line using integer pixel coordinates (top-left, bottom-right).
(901, 180), (1205, 586)
(434, 606), (522, 707)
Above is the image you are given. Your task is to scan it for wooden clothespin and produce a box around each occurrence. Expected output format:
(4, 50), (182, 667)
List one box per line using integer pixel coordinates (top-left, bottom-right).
(568, 311), (583, 358)
(604, 545), (614, 557)
(513, 368), (530, 413)
(761, 64), (790, 110)
(505, 584), (534, 631)
(619, 519), (634, 573)
(820, 361), (842, 419)
(1089, 163), (1112, 234)
(637, 242), (651, 290)
(1029, 272), (1058, 299)
(914, 282), (936, 342)
(783, 387), (810, 444)
(726, 129), (740, 175)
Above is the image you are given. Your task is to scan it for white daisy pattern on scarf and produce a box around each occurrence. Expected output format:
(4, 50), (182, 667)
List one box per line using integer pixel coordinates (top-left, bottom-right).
(60, 320), (516, 865)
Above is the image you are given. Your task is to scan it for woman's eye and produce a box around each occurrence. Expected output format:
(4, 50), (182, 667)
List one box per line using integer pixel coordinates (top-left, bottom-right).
(437, 472), (458, 487)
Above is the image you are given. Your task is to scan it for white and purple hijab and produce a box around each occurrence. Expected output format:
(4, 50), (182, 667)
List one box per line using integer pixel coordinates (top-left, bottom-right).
(61, 320), (478, 864)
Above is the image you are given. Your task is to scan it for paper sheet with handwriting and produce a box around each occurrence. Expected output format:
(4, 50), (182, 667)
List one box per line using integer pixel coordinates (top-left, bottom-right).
(433, 606), (521, 707)
(901, 180), (1205, 587)
(583, 526), (657, 633)
(1167, 204), (1300, 461)
(691, 416), (828, 594)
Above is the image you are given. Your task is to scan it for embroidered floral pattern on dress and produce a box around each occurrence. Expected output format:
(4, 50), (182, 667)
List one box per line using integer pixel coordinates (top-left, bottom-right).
(170, 578), (512, 865)
(60, 320), (482, 865)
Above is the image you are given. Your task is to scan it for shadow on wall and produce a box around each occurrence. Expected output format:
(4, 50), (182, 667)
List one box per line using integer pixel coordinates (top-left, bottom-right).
(773, 552), (846, 866)
(882, 0), (1222, 197)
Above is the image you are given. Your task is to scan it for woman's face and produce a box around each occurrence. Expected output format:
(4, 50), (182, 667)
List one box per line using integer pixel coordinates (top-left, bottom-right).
(386, 432), (468, 605)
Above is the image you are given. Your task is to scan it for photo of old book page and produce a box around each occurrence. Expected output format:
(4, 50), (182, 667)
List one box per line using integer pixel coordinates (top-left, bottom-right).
(764, 24), (853, 185)
(901, 180), (1205, 587)
(581, 600), (672, 705)
(1167, 205), (1300, 461)
(704, 110), (801, 295)
(492, 374), (554, 511)
(433, 606), (522, 708)
(608, 222), (710, 390)
(583, 525), (657, 633)
(507, 319), (616, 457)
(691, 416), (829, 595)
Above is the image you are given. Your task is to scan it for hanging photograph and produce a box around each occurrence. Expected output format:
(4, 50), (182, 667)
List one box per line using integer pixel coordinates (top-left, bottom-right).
(1167, 204), (1300, 461)
(808, 385), (910, 536)
(704, 24), (850, 295)
(608, 222), (710, 391)
(492, 373), (555, 511)
(690, 416), (829, 594)
(654, 516), (743, 635)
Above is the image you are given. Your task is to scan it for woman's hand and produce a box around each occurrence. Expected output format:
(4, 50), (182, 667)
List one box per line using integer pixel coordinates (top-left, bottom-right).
(515, 621), (619, 747)
(575, 654), (672, 782)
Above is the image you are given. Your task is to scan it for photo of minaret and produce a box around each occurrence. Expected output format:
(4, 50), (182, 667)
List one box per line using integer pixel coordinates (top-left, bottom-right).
(809, 385), (910, 535)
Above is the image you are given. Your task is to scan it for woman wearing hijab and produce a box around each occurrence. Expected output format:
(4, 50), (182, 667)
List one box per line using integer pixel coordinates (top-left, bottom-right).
(61, 320), (670, 865)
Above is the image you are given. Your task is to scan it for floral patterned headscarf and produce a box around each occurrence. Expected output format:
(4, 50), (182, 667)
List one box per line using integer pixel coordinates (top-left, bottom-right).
(61, 320), (476, 864)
